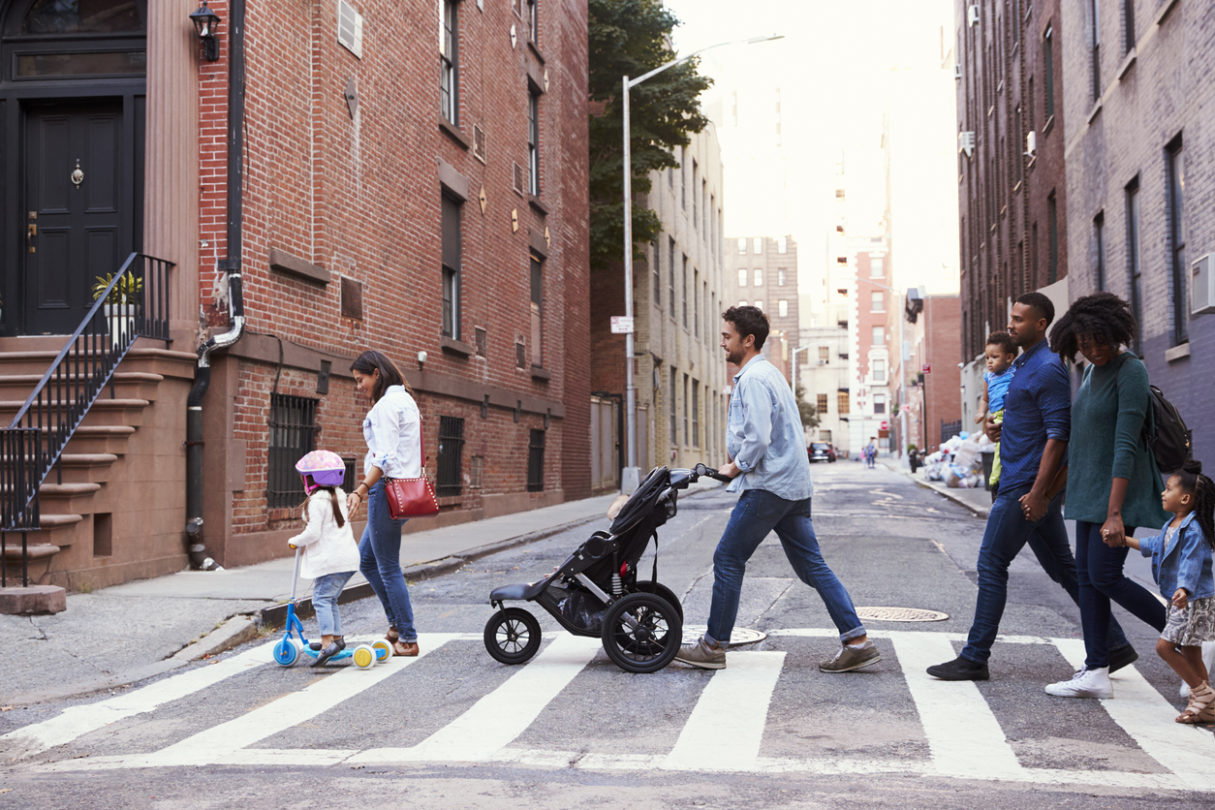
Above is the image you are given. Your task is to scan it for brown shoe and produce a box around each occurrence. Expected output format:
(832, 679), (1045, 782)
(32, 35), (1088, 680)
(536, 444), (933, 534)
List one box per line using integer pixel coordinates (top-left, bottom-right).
(393, 640), (419, 657)
(386, 625), (400, 643)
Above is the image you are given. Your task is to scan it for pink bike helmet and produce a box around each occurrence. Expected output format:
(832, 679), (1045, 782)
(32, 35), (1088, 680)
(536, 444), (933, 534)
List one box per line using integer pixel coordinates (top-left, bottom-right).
(295, 450), (346, 493)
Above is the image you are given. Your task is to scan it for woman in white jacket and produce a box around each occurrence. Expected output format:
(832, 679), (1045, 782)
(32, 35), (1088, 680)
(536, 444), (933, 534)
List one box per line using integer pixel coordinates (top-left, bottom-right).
(290, 450), (360, 666)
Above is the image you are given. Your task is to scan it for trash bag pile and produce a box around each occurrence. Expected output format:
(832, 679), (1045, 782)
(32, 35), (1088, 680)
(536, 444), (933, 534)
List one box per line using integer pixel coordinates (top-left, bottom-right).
(918, 432), (995, 488)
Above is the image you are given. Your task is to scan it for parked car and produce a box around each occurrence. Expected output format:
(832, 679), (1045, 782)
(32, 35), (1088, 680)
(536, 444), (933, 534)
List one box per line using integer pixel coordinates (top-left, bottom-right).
(809, 442), (837, 463)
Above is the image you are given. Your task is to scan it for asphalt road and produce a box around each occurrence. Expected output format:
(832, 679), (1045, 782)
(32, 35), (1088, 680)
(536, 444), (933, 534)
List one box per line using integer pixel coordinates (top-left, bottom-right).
(1, 462), (1211, 808)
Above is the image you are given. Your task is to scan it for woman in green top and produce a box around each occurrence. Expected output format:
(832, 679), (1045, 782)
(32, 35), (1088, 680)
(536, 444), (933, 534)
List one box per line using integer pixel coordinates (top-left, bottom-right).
(1044, 293), (1168, 700)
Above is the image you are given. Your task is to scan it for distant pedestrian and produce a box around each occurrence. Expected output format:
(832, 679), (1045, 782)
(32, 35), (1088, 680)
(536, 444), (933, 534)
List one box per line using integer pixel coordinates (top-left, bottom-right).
(1122, 463), (1215, 723)
(866, 438), (877, 469)
(976, 331), (1017, 498)
(289, 450), (360, 666)
(676, 306), (878, 673)
(347, 350), (422, 657)
(926, 292), (1134, 681)
(1043, 293), (1165, 699)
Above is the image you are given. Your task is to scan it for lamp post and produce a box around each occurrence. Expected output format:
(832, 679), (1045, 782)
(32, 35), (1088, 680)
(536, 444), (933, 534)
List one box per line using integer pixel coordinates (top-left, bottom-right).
(619, 34), (782, 492)
(790, 344), (809, 438)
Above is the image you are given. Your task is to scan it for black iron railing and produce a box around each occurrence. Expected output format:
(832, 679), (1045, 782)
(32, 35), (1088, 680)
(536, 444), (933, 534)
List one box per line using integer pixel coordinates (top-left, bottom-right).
(0, 253), (173, 587)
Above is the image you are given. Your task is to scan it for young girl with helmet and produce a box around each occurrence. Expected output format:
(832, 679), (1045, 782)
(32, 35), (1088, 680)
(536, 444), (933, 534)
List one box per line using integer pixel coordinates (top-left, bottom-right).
(288, 450), (360, 666)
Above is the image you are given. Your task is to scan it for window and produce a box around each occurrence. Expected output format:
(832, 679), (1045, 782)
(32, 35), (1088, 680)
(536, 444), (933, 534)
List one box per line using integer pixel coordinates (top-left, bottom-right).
(267, 394), (318, 508)
(441, 193), (462, 339)
(738, 268), (747, 287)
(692, 160), (699, 226)
(778, 299), (788, 317)
(1094, 211), (1105, 290)
(440, 0), (458, 125)
(1122, 0), (1135, 54)
(1166, 135), (1186, 344)
(436, 416), (465, 497)
(693, 268), (700, 335)
(692, 380), (700, 447)
(837, 389), (850, 413)
(871, 326), (884, 345)
(737, 237), (747, 254)
(817, 393), (828, 413)
(818, 346), (829, 363)
(753, 269), (763, 287)
(872, 359), (887, 384)
(1043, 25), (1055, 120)
(668, 238), (676, 318)
(870, 257), (884, 278)
(527, 0), (538, 44)
(1125, 177), (1142, 352)
(669, 367), (678, 440)
(873, 394), (887, 415)
(683, 373), (689, 445)
(682, 255), (689, 328)
(777, 236), (788, 254)
(754, 300), (763, 311)
(527, 84), (540, 195)
(753, 237), (763, 254)
(870, 291), (885, 312)
(652, 241), (661, 306)
(1089, 0), (1101, 102)
(527, 429), (545, 491)
(1047, 191), (1059, 283)
(777, 269), (786, 287)
(530, 253), (543, 366)
(680, 146), (687, 209)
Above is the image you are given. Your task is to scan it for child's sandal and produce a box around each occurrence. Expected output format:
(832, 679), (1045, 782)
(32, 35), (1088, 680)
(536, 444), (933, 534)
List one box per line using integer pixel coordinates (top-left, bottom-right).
(1176, 683), (1215, 724)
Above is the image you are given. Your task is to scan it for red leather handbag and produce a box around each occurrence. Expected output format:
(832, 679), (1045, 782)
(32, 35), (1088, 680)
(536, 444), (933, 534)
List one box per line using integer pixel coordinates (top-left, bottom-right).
(383, 424), (439, 518)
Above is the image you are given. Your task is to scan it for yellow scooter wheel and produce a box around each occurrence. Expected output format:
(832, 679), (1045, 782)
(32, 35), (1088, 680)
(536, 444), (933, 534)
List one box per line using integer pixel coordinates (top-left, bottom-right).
(352, 644), (376, 669)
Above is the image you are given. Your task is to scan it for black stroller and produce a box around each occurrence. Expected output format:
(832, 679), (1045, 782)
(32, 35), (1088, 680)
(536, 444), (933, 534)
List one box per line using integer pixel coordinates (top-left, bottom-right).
(483, 464), (727, 673)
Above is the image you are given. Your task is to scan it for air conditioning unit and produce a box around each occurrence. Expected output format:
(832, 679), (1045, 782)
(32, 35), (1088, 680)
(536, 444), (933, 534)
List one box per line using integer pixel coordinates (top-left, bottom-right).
(1193, 253), (1215, 315)
(967, 4), (980, 27)
(958, 130), (976, 157)
(954, 64), (963, 80)
(1025, 130), (1037, 157)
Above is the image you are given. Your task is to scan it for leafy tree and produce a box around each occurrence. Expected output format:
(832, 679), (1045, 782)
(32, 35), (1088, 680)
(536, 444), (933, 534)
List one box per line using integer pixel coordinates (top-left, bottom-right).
(795, 384), (820, 430)
(588, 0), (711, 269)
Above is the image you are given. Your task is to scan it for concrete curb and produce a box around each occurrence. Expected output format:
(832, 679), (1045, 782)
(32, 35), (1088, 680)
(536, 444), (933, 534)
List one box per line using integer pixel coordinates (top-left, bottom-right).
(894, 466), (991, 519)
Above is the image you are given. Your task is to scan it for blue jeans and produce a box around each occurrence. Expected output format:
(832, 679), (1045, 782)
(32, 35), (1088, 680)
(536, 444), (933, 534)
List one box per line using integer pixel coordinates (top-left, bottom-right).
(961, 487), (1130, 663)
(706, 490), (866, 646)
(358, 480), (416, 642)
(1075, 520), (1166, 669)
(312, 570), (355, 637)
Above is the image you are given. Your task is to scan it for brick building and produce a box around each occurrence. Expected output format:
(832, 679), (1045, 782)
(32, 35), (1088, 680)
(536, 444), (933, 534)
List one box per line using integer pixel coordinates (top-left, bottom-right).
(1060, 0), (1214, 463)
(954, 0), (1069, 363)
(903, 294), (963, 452)
(589, 127), (727, 489)
(0, 0), (590, 593)
(847, 244), (893, 457)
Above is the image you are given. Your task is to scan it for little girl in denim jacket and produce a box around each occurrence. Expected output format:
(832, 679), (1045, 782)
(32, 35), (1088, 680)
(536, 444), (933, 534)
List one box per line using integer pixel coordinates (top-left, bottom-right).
(1124, 461), (1215, 723)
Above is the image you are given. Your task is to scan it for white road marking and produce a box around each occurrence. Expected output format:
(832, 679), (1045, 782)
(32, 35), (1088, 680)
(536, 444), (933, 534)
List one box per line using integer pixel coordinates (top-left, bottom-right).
(1053, 637), (1215, 791)
(663, 651), (785, 771)
(350, 633), (601, 764)
(890, 631), (1023, 780)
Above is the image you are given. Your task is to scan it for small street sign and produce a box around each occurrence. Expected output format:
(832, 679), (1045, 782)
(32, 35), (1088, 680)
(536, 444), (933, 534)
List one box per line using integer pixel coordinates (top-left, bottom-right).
(610, 316), (634, 334)
(921, 364), (932, 374)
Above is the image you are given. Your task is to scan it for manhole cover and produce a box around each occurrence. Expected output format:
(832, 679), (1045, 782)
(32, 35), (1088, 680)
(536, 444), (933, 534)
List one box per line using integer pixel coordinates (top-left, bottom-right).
(681, 625), (767, 647)
(856, 606), (949, 622)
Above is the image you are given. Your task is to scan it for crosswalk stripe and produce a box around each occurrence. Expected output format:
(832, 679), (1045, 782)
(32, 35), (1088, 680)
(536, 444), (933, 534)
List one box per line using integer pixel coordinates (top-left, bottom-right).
(0, 640), (275, 762)
(890, 631), (1023, 779)
(663, 651), (785, 771)
(350, 633), (601, 764)
(1053, 637), (1215, 791)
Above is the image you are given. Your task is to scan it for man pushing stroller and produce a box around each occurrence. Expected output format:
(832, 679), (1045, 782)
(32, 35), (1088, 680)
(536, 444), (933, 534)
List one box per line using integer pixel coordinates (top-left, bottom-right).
(676, 306), (879, 673)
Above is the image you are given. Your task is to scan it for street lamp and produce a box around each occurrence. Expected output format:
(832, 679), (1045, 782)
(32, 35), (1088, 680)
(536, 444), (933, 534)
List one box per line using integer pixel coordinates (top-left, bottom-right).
(619, 34), (783, 492)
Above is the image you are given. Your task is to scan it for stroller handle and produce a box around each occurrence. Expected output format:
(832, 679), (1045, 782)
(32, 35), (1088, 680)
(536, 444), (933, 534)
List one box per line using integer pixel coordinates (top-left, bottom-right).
(692, 463), (732, 483)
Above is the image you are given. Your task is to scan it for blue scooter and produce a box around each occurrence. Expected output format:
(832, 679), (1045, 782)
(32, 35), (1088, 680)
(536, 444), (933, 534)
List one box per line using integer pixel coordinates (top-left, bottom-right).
(271, 548), (390, 669)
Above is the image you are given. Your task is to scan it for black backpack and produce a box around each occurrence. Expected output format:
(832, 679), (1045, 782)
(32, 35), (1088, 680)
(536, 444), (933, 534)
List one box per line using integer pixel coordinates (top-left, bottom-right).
(1143, 384), (1192, 472)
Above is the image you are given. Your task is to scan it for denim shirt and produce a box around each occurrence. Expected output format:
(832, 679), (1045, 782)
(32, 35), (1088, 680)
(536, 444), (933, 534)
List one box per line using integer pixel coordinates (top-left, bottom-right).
(1138, 512), (1215, 599)
(362, 385), (422, 479)
(997, 339), (1071, 493)
(726, 354), (813, 501)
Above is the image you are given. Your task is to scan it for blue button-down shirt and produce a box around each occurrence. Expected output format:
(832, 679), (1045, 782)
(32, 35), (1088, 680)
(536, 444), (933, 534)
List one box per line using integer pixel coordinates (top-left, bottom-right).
(726, 354), (813, 501)
(1138, 512), (1215, 599)
(997, 339), (1071, 493)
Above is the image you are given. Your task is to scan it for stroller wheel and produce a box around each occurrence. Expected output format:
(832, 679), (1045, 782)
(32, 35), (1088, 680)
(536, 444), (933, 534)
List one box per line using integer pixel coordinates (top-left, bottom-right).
(633, 581), (684, 624)
(600, 592), (682, 673)
(484, 607), (542, 665)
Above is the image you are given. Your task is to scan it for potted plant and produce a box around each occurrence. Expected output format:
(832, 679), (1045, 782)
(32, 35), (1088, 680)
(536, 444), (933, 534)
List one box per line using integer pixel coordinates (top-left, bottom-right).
(91, 272), (143, 346)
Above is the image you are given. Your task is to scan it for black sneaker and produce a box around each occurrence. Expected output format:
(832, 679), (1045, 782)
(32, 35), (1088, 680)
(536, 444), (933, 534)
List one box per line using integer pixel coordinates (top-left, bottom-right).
(1108, 644), (1138, 674)
(309, 636), (346, 652)
(926, 655), (989, 681)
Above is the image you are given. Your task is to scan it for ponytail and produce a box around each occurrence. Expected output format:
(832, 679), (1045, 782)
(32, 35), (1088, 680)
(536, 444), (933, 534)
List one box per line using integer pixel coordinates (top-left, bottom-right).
(1174, 461), (1215, 551)
(328, 487), (346, 528)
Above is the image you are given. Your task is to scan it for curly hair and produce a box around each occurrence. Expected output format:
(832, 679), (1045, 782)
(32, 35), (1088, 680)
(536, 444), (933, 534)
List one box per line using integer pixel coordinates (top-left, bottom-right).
(722, 305), (770, 351)
(1173, 460), (1215, 552)
(1049, 292), (1136, 361)
(986, 331), (1016, 356)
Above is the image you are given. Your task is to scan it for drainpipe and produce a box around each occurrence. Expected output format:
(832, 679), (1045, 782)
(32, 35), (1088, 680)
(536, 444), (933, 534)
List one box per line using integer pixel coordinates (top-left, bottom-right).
(185, 0), (247, 570)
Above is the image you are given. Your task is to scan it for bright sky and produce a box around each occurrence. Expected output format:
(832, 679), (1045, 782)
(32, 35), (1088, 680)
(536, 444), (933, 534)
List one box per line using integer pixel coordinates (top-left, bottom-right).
(662, 0), (961, 295)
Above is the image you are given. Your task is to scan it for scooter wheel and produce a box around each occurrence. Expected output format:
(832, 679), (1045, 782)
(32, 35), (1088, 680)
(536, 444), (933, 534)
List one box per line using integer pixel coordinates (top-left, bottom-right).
(352, 644), (377, 670)
(273, 638), (300, 667)
(371, 639), (392, 663)
(484, 608), (541, 665)
(601, 592), (682, 673)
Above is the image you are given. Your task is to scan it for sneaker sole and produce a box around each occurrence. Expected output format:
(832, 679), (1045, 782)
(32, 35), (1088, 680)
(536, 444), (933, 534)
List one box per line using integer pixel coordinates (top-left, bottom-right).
(674, 657), (725, 670)
(925, 667), (989, 681)
(819, 652), (881, 673)
(1044, 686), (1112, 699)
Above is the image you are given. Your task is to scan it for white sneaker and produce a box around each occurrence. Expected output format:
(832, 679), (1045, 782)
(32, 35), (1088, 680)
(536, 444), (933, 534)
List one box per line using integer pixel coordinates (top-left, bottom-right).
(1180, 641), (1215, 698)
(1045, 666), (1113, 698)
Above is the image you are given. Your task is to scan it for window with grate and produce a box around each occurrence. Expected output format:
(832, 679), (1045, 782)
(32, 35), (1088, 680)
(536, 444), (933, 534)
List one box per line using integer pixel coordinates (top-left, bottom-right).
(436, 416), (465, 497)
(526, 429), (545, 491)
(267, 394), (319, 508)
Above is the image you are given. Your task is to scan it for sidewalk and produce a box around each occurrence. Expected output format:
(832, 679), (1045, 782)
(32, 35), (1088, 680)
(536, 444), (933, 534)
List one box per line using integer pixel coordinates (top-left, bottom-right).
(882, 458), (992, 518)
(0, 480), (721, 706)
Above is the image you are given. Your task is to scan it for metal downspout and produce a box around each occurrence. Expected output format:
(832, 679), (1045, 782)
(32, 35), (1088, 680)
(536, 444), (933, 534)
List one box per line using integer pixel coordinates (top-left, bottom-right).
(185, 0), (247, 570)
